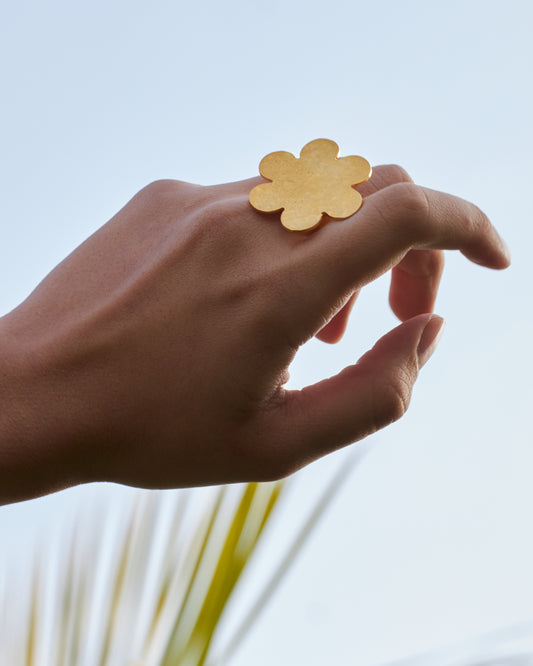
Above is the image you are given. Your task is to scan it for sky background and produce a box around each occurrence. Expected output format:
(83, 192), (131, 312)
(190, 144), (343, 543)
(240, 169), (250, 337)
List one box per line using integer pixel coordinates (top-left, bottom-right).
(1, 0), (532, 664)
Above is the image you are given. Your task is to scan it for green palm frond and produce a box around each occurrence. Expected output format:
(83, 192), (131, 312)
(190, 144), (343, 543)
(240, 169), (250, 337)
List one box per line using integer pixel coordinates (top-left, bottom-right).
(214, 455), (359, 665)
(24, 556), (40, 666)
(3, 449), (368, 665)
(161, 482), (283, 666)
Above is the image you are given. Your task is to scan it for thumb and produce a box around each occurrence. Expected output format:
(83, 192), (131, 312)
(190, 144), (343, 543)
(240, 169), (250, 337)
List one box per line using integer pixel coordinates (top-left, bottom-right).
(270, 313), (445, 474)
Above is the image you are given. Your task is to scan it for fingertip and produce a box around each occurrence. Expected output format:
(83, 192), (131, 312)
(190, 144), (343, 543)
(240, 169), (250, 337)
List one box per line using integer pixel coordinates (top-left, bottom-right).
(466, 244), (511, 270)
(416, 315), (445, 368)
(469, 217), (511, 270)
(315, 293), (359, 343)
(315, 329), (344, 344)
(497, 238), (512, 268)
(485, 233), (512, 269)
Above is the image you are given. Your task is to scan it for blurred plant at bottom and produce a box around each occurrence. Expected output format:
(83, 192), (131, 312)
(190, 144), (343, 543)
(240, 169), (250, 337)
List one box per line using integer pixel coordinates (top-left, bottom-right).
(1, 452), (361, 666)
(4, 443), (533, 666)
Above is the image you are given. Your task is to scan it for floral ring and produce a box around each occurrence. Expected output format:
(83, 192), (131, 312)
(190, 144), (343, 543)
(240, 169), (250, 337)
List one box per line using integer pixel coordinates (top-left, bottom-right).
(249, 139), (372, 232)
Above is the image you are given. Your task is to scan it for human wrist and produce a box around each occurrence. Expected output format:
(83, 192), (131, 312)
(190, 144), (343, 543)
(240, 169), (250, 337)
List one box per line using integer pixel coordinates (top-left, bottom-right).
(0, 313), (85, 504)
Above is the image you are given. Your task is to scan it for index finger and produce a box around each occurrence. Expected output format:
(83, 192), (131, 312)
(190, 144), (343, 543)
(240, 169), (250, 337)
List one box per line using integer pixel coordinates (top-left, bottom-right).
(308, 183), (510, 301)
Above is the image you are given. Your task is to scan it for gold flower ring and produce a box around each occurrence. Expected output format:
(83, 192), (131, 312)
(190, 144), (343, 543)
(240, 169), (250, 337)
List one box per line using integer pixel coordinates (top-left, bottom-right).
(249, 139), (372, 232)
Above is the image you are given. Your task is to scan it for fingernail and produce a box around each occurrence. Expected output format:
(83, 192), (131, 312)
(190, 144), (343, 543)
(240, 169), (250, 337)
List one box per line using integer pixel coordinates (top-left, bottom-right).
(417, 315), (445, 368)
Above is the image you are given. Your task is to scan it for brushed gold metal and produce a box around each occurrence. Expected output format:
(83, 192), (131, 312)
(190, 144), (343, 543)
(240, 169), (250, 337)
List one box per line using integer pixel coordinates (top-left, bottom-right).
(249, 139), (372, 231)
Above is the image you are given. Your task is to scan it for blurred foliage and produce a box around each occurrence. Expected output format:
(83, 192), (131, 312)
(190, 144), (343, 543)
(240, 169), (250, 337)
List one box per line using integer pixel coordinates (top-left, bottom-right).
(4, 483), (284, 665)
(1, 455), (359, 665)
(2, 449), (532, 665)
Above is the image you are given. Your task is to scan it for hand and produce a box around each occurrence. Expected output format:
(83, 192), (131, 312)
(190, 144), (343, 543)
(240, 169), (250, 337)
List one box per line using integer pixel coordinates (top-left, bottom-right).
(0, 165), (510, 502)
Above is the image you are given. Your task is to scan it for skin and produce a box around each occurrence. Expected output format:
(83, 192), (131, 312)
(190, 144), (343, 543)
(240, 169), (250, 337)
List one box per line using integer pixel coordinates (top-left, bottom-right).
(0, 165), (510, 504)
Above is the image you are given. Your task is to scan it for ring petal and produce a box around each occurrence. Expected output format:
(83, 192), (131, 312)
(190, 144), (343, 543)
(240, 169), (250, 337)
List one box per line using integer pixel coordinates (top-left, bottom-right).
(300, 138), (339, 163)
(323, 188), (363, 219)
(259, 151), (298, 181)
(281, 206), (323, 231)
(249, 183), (284, 213)
(337, 155), (372, 185)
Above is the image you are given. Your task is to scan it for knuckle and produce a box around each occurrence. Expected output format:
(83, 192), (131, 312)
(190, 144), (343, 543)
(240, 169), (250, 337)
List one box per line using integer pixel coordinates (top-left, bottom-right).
(185, 197), (249, 263)
(373, 368), (414, 428)
(385, 182), (431, 238)
(394, 182), (430, 218)
(197, 196), (239, 228)
(464, 202), (489, 236)
(138, 178), (192, 201)
(385, 164), (413, 184)
(132, 179), (200, 216)
(194, 195), (252, 243)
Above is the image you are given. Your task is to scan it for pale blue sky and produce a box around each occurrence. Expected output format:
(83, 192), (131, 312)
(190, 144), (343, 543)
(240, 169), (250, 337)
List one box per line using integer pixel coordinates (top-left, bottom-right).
(1, 0), (532, 663)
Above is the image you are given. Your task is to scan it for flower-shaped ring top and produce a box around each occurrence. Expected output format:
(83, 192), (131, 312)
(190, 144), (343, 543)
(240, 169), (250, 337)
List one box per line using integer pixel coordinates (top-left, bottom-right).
(249, 139), (372, 231)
